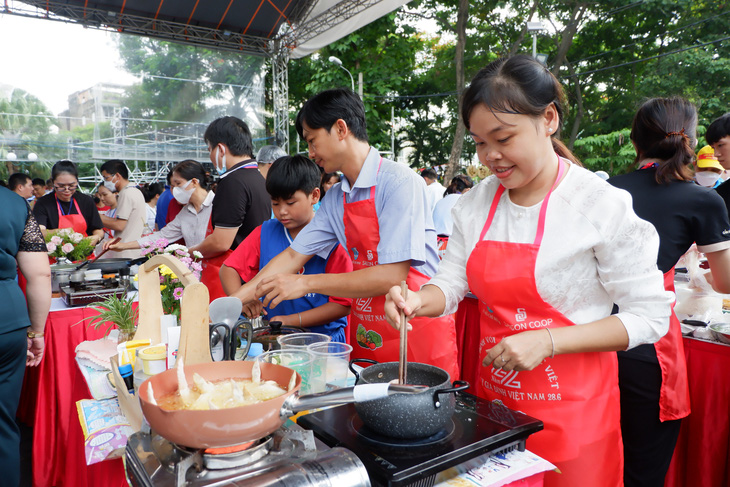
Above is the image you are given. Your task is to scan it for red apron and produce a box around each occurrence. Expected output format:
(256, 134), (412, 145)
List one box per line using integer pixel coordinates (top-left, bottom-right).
(655, 269), (690, 421)
(200, 216), (229, 302)
(56, 196), (87, 236)
(466, 159), (622, 487)
(343, 161), (459, 380)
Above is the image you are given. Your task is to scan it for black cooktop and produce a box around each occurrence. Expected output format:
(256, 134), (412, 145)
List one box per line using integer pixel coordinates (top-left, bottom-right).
(298, 392), (543, 487)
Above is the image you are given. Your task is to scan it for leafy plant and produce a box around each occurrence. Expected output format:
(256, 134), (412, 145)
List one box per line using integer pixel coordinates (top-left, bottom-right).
(45, 228), (95, 261)
(80, 292), (138, 338)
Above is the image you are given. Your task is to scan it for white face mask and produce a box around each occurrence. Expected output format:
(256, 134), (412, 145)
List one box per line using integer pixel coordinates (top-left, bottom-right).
(216, 147), (227, 175)
(103, 175), (116, 192)
(696, 171), (721, 187)
(172, 179), (194, 204)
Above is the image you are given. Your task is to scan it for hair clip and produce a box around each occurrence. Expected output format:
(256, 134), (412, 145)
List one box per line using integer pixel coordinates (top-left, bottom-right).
(665, 128), (686, 139)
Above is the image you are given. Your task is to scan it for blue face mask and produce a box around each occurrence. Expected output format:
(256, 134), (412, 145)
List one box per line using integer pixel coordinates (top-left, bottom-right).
(216, 147), (227, 176)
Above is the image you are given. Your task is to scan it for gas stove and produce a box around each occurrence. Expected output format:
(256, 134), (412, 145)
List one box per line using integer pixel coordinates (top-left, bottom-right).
(298, 392), (543, 487)
(125, 421), (370, 487)
(60, 278), (126, 307)
(126, 392), (542, 487)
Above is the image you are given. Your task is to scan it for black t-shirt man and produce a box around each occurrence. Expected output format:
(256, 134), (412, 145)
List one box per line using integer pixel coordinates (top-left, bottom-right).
(714, 179), (730, 218)
(211, 159), (271, 250)
(33, 191), (104, 233)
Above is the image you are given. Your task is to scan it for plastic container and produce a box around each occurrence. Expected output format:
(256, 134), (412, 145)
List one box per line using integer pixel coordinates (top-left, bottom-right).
(137, 344), (167, 375)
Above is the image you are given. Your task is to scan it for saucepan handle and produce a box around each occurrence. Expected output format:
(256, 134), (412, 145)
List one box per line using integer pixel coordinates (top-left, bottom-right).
(433, 380), (470, 408)
(348, 358), (378, 384)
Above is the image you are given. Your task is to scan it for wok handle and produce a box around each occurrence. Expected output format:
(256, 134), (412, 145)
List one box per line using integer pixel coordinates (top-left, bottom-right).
(281, 383), (428, 417)
(433, 380), (470, 408)
(348, 358), (378, 385)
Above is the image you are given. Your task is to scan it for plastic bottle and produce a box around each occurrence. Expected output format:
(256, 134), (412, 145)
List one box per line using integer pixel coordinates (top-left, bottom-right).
(118, 363), (135, 394)
(245, 342), (264, 360)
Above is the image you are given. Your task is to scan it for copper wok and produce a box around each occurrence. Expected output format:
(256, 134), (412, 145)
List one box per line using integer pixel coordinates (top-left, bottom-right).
(139, 360), (425, 449)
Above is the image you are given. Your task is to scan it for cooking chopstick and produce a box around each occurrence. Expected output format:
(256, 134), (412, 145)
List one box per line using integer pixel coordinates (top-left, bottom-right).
(399, 281), (408, 385)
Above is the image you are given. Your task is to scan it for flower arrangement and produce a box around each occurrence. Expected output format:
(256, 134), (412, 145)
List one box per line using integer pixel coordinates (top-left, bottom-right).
(45, 228), (95, 262)
(138, 239), (203, 320)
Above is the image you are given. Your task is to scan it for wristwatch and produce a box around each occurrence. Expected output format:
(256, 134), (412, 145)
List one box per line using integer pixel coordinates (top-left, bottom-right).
(27, 330), (45, 338)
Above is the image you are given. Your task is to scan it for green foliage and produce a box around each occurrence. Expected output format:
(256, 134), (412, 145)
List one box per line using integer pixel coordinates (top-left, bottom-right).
(80, 292), (138, 336)
(45, 228), (95, 261)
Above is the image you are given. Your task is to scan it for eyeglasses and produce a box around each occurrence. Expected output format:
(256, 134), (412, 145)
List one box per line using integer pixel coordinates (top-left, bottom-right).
(54, 184), (78, 192)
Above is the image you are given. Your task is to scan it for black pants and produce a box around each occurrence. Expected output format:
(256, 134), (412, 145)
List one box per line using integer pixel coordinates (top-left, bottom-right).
(618, 353), (682, 487)
(0, 328), (28, 487)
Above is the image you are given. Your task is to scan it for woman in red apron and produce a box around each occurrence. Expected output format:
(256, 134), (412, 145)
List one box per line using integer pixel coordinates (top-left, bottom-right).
(385, 56), (673, 487)
(608, 98), (730, 487)
(33, 160), (104, 245)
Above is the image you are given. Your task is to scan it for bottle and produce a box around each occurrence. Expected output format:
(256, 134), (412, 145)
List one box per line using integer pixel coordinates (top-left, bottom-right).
(245, 342), (264, 360)
(118, 363), (135, 395)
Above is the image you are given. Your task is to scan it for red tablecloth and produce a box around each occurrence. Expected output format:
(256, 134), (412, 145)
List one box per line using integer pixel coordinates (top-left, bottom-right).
(17, 305), (128, 487)
(665, 337), (730, 487)
(455, 295), (481, 386)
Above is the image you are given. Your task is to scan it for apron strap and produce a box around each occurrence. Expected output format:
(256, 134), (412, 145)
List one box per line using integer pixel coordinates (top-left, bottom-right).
(478, 154), (566, 244)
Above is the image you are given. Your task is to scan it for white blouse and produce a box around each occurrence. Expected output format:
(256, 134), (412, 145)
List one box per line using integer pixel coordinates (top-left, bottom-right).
(428, 163), (674, 350)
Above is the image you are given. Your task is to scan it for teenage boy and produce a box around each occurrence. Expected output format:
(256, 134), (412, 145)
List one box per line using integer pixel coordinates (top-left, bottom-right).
(189, 116), (271, 300)
(220, 155), (351, 342)
(707, 113), (730, 215)
(99, 159), (146, 258)
(232, 88), (459, 379)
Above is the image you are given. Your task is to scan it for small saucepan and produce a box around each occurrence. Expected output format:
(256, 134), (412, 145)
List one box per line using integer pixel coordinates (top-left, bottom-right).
(139, 360), (426, 449)
(349, 358), (469, 439)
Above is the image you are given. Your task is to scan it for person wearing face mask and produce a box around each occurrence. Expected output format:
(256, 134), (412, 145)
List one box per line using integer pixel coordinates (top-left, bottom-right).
(694, 145), (725, 188)
(188, 116), (271, 301)
(99, 159), (147, 259)
(609, 98), (730, 487)
(105, 160), (215, 254)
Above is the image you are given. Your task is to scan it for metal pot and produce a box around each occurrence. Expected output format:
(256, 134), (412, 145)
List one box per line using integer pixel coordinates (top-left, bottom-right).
(349, 358), (469, 439)
(138, 360), (425, 449)
(50, 263), (78, 292)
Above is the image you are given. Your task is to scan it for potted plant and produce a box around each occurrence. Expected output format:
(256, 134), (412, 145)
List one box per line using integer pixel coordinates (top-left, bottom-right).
(80, 292), (138, 343)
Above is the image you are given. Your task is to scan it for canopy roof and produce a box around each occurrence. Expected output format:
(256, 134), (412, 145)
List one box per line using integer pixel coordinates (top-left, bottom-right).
(7, 0), (409, 58)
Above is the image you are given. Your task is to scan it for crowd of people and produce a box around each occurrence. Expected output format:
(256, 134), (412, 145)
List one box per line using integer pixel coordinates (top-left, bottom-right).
(4, 53), (730, 487)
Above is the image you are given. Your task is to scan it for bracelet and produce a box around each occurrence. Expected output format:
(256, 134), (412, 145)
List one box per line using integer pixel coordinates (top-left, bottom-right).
(545, 328), (555, 359)
(27, 330), (45, 339)
(298, 312), (302, 327)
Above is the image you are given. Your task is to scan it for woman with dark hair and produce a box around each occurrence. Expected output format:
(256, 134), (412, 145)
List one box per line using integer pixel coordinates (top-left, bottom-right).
(608, 98), (730, 487)
(33, 160), (104, 245)
(384, 55), (673, 487)
(106, 160), (213, 252)
(432, 174), (474, 259)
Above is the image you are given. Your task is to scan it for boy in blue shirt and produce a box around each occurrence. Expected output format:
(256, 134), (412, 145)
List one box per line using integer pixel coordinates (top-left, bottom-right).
(220, 155), (352, 342)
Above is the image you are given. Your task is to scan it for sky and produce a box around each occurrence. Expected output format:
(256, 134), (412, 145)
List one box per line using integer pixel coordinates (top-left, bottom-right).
(0, 12), (137, 115)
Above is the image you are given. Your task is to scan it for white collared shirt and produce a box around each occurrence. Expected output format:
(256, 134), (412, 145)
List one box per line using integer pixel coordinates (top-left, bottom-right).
(137, 191), (215, 248)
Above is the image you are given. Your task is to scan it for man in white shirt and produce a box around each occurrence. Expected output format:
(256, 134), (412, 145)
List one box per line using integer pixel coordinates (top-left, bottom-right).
(99, 159), (146, 258)
(422, 167), (445, 211)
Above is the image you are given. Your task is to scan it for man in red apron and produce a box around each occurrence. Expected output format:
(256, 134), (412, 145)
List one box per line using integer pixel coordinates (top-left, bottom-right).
(467, 160), (621, 486)
(189, 116), (271, 302)
(231, 88), (458, 379)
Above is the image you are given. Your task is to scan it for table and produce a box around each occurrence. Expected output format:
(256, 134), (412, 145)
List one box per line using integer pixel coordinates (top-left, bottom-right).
(664, 336), (730, 487)
(17, 299), (128, 487)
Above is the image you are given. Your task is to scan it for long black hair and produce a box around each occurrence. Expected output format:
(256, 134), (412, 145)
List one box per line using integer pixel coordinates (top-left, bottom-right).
(461, 55), (580, 165)
(630, 97), (697, 184)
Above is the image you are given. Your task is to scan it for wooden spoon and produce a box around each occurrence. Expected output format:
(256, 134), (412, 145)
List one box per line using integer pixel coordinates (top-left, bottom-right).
(74, 237), (121, 270)
(398, 281), (408, 385)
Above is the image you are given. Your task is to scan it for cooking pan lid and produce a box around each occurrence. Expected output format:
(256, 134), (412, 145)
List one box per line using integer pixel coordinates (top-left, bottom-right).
(251, 320), (305, 345)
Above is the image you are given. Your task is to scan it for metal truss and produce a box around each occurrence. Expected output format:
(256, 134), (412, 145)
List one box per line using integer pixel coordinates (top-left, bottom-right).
(6, 1), (273, 56)
(281, 0), (385, 51)
(272, 45), (291, 154)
